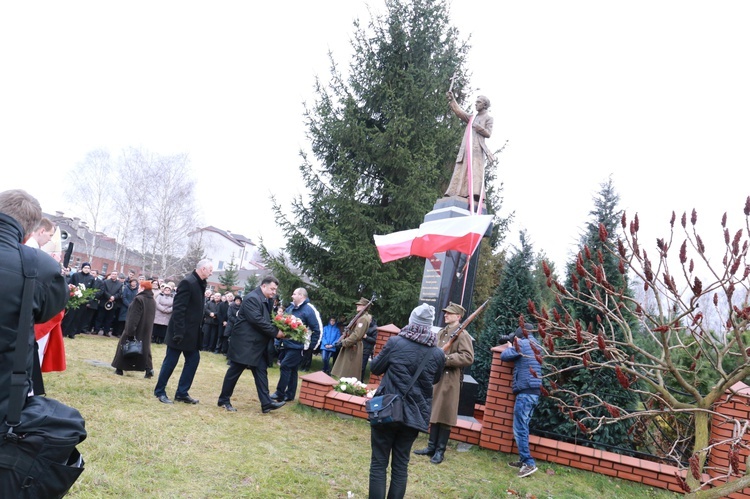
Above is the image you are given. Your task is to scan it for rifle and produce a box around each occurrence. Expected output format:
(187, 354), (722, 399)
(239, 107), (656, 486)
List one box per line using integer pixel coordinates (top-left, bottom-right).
(441, 299), (489, 352)
(339, 294), (376, 344)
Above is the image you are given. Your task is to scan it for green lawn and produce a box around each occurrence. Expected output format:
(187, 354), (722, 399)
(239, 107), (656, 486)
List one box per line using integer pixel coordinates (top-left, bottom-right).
(47, 335), (679, 498)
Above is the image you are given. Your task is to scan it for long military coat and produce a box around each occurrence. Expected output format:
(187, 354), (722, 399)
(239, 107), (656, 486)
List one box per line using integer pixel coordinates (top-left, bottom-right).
(430, 323), (474, 426)
(331, 313), (371, 380)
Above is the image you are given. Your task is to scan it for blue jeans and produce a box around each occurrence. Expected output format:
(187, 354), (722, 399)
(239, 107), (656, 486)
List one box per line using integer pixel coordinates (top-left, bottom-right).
(274, 348), (303, 400)
(369, 423), (419, 499)
(154, 346), (200, 399)
(513, 393), (539, 467)
(322, 350), (334, 373)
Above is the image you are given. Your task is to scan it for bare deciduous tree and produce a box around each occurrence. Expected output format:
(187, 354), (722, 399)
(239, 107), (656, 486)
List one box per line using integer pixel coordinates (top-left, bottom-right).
(65, 148), (114, 261)
(532, 199), (750, 497)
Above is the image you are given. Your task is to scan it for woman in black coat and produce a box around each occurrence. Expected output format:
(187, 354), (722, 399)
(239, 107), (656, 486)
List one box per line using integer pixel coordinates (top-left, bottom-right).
(112, 280), (156, 377)
(368, 303), (445, 499)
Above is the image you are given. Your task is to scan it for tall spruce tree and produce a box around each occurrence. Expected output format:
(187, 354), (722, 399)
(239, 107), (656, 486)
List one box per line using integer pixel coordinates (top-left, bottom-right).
(270, 0), (475, 324)
(474, 231), (538, 402)
(217, 257), (239, 294)
(532, 177), (639, 449)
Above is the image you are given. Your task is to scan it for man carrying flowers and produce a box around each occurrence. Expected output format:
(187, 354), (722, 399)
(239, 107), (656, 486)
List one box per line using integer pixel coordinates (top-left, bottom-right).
(271, 288), (323, 403)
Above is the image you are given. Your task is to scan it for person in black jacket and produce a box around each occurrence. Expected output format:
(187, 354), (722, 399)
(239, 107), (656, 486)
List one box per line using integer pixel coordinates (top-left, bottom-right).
(0, 189), (68, 416)
(153, 259), (213, 405)
(217, 276), (286, 413)
(368, 303), (445, 499)
(361, 317), (378, 382)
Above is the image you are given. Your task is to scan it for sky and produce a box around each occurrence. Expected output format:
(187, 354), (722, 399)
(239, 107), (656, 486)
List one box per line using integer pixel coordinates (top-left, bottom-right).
(2, 1), (749, 273)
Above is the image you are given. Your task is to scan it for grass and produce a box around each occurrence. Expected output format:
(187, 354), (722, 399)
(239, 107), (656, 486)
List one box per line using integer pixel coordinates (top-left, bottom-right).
(48, 335), (680, 498)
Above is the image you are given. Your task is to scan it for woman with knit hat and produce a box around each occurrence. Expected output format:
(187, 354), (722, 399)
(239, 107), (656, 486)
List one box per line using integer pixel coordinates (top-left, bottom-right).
(368, 303), (445, 499)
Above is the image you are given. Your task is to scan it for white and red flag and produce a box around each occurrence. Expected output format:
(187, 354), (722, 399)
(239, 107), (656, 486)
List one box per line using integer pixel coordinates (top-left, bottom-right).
(374, 214), (493, 263)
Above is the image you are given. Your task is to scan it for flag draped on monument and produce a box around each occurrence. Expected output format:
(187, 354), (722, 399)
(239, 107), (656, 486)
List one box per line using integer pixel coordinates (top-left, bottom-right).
(374, 214), (493, 263)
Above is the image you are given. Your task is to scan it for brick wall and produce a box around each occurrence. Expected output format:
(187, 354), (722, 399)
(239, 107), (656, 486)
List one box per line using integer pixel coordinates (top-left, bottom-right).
(298, 335), (750, 496)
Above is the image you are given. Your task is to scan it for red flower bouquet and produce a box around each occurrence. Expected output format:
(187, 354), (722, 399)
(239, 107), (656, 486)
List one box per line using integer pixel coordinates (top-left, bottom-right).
(272, 313), (308, 343)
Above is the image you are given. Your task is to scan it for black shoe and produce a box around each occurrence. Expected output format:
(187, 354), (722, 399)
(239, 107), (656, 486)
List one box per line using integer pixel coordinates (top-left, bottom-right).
(174, 395), (199, 404)
(284, 397), (295, 402)
(270, 392), (281, 401)
(220, 403), (237, 412)
(262, 401), (285, 413)
(144, 369), (154, 379)
(430, 450), (445, 464)
(115, 369), (124, 376)
(413, 446), (435, 456)
(157, 395), (173, 404)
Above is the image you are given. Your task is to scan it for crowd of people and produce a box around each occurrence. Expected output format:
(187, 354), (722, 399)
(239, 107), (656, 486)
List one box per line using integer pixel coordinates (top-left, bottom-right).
(1, 187), (544, 499)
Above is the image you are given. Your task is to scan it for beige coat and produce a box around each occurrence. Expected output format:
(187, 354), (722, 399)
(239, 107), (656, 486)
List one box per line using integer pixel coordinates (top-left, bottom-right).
(331, 313), (371, 380)
(430, 324), (474, 426)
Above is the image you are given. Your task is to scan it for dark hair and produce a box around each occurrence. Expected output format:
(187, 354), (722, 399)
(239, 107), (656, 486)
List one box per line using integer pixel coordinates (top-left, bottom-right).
(261, 276), (279, 286)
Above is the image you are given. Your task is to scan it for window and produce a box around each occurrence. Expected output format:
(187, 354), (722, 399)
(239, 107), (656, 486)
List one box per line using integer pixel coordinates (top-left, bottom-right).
(101, 263), (109, 274)
(218, 261), (225, 271)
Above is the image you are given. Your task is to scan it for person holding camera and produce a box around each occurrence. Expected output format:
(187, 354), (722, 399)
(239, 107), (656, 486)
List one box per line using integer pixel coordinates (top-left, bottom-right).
(500, 323), (543, 478)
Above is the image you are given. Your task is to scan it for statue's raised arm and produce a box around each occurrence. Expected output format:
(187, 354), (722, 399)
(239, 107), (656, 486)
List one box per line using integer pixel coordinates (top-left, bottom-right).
(444, 92), (495, 202)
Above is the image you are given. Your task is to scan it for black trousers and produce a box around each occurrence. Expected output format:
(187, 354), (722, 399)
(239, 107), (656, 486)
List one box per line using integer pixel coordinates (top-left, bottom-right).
(369, 423), (419, 499)
(218, 358), (273, 409)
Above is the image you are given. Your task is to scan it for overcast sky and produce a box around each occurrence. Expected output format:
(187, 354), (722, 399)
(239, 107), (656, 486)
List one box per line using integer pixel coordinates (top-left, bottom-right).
(2, 1), (749, 272)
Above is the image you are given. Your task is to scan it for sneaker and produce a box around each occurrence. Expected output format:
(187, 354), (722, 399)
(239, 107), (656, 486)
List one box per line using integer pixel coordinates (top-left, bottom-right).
(518, 464), (538, 478)
(508, 461), (523, 468)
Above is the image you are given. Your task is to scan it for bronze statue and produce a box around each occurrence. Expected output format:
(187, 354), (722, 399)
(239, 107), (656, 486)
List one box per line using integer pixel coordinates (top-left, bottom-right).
(444, 91), (495, 201)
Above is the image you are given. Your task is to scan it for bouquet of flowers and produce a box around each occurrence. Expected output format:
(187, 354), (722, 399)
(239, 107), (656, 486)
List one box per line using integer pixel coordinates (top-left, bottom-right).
(334, 377), (369, 397)
(66, 283), (97, 310)
(272, 313), (308, 343)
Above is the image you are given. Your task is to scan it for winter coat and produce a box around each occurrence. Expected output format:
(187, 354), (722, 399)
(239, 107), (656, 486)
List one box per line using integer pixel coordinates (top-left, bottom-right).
(98, 277), (122, 307)
(321, 323), (341, 352)
(217, 299), (229, 336)
(331, 313), (371, 380)
(118, 283), (138, 322)
(0, 213), (68, 418)
(69, 270), (98, 309)
(430, 324), (475, 426)
(224, 302), (241, 337)
(362, 317), (379, 358)
(111, 289), (156, 371)
(500, 335), (543, 395)
(227, 286), (277, 367)
(165, 271), (208, 352)
(153, 292), (174, 326)
(279, 299), (322, 350)
(370, 335), (445, 433)
(202, 299), (220, 334)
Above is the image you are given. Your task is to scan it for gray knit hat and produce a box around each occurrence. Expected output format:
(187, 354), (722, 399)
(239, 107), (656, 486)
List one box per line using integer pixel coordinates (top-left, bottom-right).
(409, 303), (435, 328)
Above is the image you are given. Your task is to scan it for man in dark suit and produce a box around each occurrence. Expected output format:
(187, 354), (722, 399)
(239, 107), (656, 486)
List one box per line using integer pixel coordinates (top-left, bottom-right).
(217, 276), (286, 413)
(153, 259), (213, 404)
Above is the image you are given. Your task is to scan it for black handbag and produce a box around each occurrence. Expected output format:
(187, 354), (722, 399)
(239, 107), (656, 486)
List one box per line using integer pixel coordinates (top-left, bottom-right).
(121, 337), (143, 358)
(0, 244), (86, 498)
(366, 352), (431, 427)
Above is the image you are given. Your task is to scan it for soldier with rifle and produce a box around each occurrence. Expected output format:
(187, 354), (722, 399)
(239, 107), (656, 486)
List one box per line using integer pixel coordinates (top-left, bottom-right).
(414, 300), (485, 464)
(331, 296), (374, 380)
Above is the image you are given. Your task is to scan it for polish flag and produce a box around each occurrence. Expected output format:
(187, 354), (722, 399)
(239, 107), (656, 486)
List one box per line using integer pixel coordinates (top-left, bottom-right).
(374, 215), (493, 263)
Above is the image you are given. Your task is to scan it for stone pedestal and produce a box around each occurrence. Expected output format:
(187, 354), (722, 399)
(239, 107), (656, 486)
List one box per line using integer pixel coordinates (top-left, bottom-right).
(418, 197), (491, 328)
(458, 373), (478, 417)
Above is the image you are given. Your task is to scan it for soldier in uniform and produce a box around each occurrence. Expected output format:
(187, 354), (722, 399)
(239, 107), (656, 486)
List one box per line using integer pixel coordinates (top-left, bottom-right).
(414, 302), (474, 464)
(331, 297), (372, 380)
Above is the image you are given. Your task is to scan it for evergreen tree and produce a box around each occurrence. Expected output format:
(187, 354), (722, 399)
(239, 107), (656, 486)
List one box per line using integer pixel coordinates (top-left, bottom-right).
(474, 231), (537, 401)
(533, 177), (639, 449)
(244, 274), (259, 296)
(217, 256), (239, 294)
(269, 0), (478, 325)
